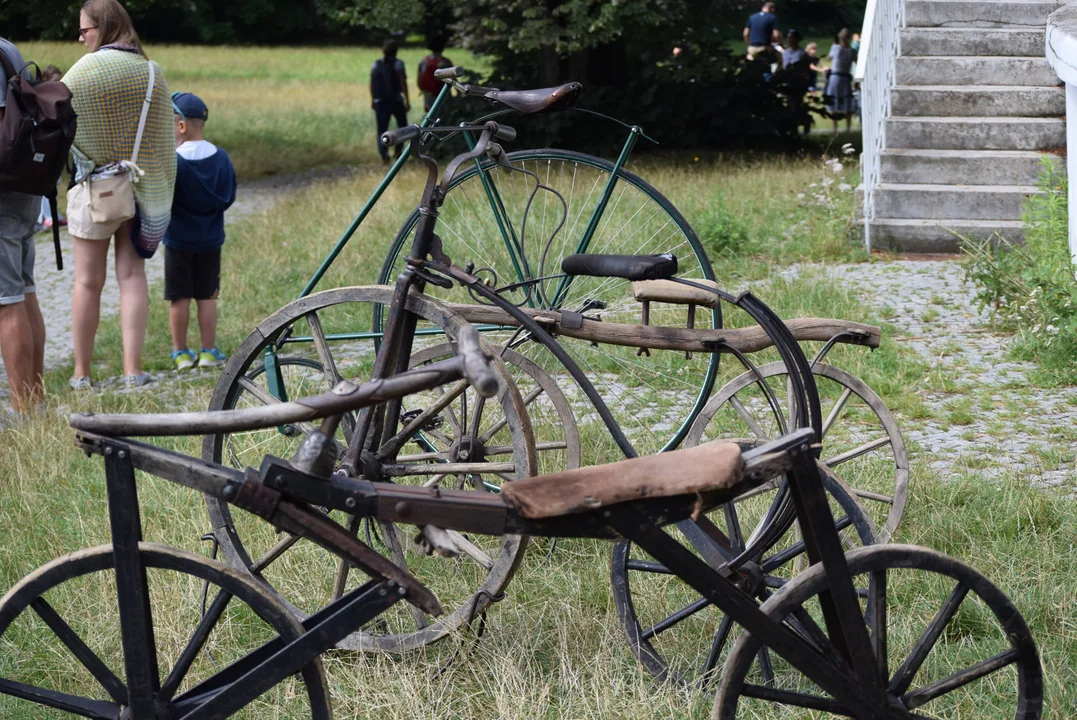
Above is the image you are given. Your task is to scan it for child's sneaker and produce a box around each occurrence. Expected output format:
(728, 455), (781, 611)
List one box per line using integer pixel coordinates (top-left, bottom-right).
(198, 347), (227, 368)
(172, 348), (196, 371)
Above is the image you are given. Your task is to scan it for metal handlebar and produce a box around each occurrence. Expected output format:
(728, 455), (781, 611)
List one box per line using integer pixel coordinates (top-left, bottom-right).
(455, 325), (499, 398)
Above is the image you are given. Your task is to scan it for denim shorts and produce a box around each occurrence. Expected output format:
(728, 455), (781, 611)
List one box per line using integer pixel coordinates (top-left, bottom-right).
(0, 191), (39, 305)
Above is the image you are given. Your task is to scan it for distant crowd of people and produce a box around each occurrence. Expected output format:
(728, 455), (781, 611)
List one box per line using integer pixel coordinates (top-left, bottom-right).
(744, 1), (860, 132)
(0, 0), (235, 412)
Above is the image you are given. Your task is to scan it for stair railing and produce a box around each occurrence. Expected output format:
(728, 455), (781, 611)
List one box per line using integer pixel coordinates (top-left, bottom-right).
(856, 0), (905, 251)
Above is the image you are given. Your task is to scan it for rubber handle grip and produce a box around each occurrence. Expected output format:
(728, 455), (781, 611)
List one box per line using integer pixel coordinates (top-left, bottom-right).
(434, 66), (462, 80)
(561, 253), (678, 281)
(456, 325), (499, 398)
(493, 123), (517, 142)
(381, 124), (421, 148)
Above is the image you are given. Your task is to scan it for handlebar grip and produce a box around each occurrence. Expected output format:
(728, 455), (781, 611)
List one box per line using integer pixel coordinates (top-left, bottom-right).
(492, 123), (517, 142)
(381, 124), (422, 148)
(434, 66), (462, 80)
(456, 325), (499, 398)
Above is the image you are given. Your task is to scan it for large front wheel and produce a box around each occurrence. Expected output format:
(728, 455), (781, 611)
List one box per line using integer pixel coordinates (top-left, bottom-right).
(380, 149), (720, 459)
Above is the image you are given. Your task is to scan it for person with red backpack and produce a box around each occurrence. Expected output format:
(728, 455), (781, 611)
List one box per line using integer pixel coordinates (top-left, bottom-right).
(0, 37), (48, 413)
(417, 38), (452, 113)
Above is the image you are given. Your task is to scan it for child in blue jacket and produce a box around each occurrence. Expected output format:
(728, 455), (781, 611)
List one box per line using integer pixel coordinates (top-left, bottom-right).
(165, 92), (237, 370)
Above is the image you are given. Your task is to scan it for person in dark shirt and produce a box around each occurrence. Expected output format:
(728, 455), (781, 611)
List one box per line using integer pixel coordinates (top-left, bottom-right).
(371, 39), (409, 163)
(165, 92), (237, 371)
(779, 30), (812, 133)
(744, 2), (780, 60)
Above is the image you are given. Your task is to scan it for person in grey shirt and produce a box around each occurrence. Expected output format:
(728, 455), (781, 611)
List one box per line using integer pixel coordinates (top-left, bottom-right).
(0, 37), (46, 413)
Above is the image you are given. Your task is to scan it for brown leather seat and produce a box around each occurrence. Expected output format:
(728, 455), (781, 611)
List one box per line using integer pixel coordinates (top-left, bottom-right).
(500, 442), (744, 519)
(484, 82), (583, 114)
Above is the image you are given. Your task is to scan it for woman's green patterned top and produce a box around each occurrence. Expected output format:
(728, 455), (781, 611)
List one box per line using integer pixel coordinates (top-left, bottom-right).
(63, 47), (176, 256)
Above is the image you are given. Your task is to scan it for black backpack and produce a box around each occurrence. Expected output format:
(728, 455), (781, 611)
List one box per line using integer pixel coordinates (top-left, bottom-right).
(0, 51), (77, 270)
(371, 58), (402, 102)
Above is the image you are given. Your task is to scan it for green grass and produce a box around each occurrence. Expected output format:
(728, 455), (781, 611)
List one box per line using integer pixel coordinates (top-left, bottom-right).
(20, 42), (490, 180)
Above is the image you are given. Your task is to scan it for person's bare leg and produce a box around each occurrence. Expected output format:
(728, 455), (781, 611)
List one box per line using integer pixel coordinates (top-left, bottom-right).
(114, 224), (148, 376)
(71, 236), (109, 379)
(24, 291), (45, 403)
(0, 301), (37, 412)
(845, 115), (852, 132)
(196, 298), (217, 350)
(170, 300), (190, 351)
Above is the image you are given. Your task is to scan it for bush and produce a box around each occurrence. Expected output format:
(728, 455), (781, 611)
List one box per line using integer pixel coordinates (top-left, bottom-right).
(964, 158), (1077, 380)
(695, 192), (753, 256)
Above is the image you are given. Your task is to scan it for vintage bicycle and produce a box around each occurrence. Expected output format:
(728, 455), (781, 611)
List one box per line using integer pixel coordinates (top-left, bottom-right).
(0, 280), (1041, 719)
(179, 119), (906, 692)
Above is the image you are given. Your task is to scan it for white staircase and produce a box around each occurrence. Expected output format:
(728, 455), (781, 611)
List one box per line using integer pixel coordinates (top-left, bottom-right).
(861, 0), (1065, 252)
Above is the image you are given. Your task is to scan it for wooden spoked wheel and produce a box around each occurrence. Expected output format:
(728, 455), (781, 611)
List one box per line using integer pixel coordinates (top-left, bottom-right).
(611, 464), (877, 688)
(714, 545), (1043, 719)
(687, 362), (909, 544)
(202, 286), (537, 653)
(0, 544), (332, 719)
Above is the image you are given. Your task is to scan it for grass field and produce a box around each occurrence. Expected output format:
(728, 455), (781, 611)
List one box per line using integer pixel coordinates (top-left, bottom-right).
(0, 44), (1073, 719)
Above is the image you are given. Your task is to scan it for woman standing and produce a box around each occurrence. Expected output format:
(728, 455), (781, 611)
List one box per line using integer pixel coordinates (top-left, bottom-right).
(824, 28), (858, 133)
(62, 0), (175, 389)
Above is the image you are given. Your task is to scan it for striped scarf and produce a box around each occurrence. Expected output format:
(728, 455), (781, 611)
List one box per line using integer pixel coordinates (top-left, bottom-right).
(63, 47), (176, 256)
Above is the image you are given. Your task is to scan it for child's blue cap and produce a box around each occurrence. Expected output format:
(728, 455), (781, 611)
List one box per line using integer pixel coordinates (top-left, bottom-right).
(172, 92), (208, 121)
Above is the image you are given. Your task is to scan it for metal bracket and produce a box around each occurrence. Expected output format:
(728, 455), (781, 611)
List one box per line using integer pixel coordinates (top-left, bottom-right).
(259, 457), (378, 516)
(560, 311), (584, 329)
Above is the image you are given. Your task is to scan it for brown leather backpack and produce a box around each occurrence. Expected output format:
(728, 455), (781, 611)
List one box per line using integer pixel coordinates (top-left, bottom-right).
(0, 51), (77, 270)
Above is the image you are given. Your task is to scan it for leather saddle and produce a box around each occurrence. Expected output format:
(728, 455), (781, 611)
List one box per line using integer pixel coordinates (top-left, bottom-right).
(484, 82), (583, 114)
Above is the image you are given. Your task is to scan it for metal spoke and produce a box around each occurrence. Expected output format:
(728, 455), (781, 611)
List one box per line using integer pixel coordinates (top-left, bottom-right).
(740, 682), (850, 714)
(30, 598), (127, 705)
(625, 558), (671, 574)
(824, 437), (891, 467)
(0, 677), (120, 719)
(641, 597), (712, 640)
(889, 583), (970, 695)
(159, 590), (233, 701)
(701, 614), (735, 682)
(903, 649), (1019, 710)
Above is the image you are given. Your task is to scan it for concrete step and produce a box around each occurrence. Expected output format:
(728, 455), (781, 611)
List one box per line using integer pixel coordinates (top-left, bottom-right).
(906, 0), (1059, 29)
(896, 56), (1059, 86)
(873, 183), (1040, 220)
(900, 27), (1045, 55)
(880, 149), (1054, 185)
(887, 117), (1065, 150)
(868, 218), (1025, 253)
(890, 85), (1064, 117)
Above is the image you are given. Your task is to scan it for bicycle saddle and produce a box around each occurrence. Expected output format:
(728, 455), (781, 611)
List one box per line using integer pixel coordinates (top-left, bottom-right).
(561, 253), (678, 281)
(484, 82), (583, 114)
(500, 441), (744, 519)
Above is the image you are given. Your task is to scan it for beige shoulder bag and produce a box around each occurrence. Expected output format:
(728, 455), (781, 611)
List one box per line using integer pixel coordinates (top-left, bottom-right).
(86, 61), (155, 224)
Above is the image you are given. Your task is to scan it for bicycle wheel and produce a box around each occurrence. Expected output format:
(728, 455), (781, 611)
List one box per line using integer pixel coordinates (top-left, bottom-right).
(715, 545), (1043, 719)
(0, 544), (331, 719)
(202, 286), (537, 653)
(611, 463), (877, 688)
(687, 362), (909, 544)
(379, 148), (719, 459)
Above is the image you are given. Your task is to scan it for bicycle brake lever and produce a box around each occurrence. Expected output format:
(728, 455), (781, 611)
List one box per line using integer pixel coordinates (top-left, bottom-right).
(486, 142), (513, 172)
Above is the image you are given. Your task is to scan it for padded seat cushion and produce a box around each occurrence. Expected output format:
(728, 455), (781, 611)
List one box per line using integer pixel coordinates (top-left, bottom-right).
(632, 279), (721, 308)
(500, 442), (744, 519)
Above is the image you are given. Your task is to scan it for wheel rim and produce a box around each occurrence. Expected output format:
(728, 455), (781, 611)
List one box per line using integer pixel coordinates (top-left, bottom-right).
(378, 149), (720, 459)
(0, 543), (331, 719)
(715, 545), (1043, 720)
(688, 362), (909, 544)
(611, 466), (877, 688)
(202, 286), (536, 652)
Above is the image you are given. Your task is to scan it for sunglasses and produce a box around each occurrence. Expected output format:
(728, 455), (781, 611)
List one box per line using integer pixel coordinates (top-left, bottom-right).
(78, 26), (97, 38)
